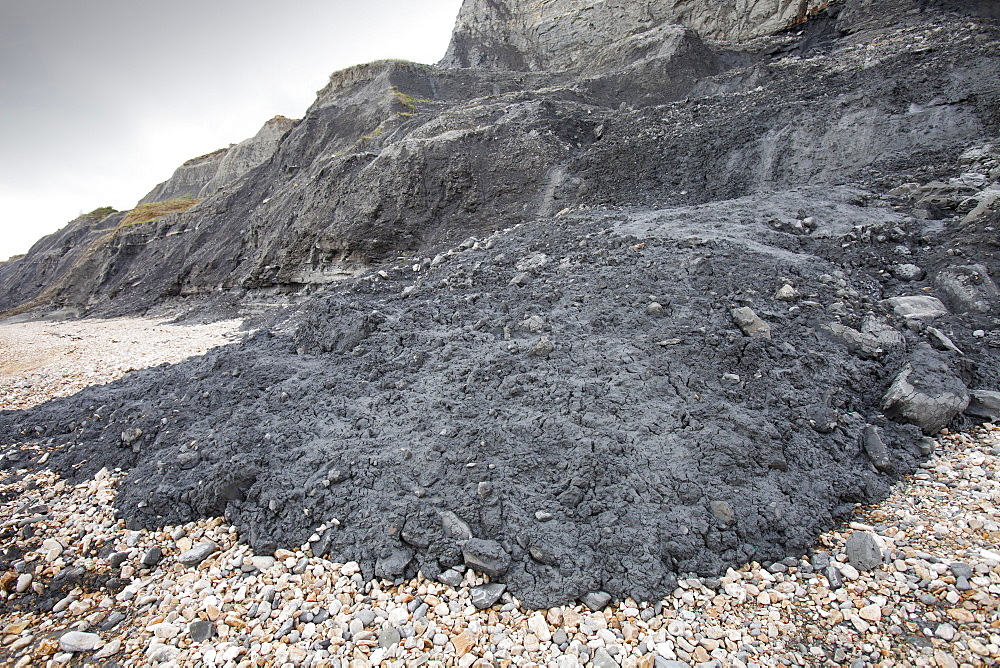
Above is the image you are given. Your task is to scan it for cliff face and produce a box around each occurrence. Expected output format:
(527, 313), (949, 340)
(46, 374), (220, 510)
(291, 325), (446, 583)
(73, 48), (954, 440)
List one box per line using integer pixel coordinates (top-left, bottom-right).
(440, 0), (829, 71)
(1, 0), (997, 318)
(138, 116), (296, 205)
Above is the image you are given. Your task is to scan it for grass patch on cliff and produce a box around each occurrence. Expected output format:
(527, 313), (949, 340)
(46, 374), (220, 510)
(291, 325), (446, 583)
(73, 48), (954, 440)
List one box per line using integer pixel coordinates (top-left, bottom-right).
(119, 197), (202, 228)
(392, 87), (433, 113)
(83, 206), (118, 220)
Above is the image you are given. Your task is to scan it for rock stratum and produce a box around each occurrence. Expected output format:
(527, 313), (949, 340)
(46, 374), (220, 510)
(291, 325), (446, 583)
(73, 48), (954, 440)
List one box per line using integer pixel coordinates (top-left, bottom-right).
(2, 0), (1000, 609)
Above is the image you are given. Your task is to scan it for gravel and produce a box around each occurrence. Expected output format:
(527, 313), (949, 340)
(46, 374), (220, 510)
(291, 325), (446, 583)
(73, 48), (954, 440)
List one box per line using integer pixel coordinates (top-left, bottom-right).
(0, 317), (998, 666)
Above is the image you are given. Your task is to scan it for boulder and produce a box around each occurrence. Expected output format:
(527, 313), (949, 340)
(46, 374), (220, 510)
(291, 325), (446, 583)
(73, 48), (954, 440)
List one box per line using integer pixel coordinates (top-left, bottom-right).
(881, 296), (949, 322)
(935, 264), (999, 313)
(882, 347), (969, 434)
(965, 390), (1000, 422)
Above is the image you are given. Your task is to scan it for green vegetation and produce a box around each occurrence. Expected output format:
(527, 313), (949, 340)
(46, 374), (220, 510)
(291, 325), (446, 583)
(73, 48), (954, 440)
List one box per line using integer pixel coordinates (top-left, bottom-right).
(392, 87), (433, 114)
(360, 126), (387, 143)
(2, 254), (26, 263)
(119, 197), (202, 228)
(83, 206), (118, 220)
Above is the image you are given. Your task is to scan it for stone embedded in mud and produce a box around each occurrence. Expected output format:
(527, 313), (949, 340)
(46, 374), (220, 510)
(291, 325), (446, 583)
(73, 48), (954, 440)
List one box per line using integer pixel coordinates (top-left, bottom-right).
(965, 390), (1000, 422)
(463, 539), (511, 578)
(862, 425), (891, 472)
(439, 511), (473, 542)
(530, 336), (555, 357)
(891, 264), (925, 281)
(709, 500), (736, 526)
(775, 284), (798, 301)
(375, 548), (413, 579)
(935, 264), (999, 313)
(730, 307), (771, 339)
(881, 296), (949, 322)
(882, 347), (969, 434)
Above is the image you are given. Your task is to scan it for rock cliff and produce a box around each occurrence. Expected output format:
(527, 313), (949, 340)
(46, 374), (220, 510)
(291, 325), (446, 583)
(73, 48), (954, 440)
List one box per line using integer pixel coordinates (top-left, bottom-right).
(138, 116), (296, 204)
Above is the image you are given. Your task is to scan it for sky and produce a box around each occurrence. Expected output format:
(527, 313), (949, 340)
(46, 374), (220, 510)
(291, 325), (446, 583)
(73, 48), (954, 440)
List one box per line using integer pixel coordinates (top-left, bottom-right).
(0, 0), (465, 260)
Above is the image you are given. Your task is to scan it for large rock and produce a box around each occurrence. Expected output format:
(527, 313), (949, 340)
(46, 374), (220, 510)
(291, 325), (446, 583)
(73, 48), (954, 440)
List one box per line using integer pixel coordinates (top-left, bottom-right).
(880, 296), (949, 323)
(463, 539), (511, 578)
(845, 531), (883, 572)
(965, 390), (1000, 422)
(442, 0), (829, 71)
(882, 347), (969, 434)
(934, 264), (999, 313)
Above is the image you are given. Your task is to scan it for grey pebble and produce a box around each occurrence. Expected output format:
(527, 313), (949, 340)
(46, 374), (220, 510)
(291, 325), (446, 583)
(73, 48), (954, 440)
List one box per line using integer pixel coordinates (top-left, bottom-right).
(846, 531), (883, 571)
(378, 627), (401, 648)
(949, 562), (973, 578)
(470, 583), (506, 609)
(140, 546), (162, 567)
(437, 569), (464, 588)
(176, 541), (217, 567)
(592, 647), (620, 667)
(580, 590), (612, 611)
(188, 620), (214, 643)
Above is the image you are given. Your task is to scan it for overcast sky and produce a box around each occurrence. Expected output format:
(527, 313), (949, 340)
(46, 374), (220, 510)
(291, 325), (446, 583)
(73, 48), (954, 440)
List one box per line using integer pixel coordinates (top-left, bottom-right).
(0, 0), (464, 259)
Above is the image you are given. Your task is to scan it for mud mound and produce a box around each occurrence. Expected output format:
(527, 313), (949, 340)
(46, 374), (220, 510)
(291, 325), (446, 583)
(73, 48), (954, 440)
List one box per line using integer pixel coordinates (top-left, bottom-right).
(6, 186), (998, 608)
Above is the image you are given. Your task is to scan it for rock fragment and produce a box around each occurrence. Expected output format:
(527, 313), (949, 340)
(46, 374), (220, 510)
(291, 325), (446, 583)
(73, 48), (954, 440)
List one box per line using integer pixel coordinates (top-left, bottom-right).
(470, 583), (505, 609)
(891, 264), (925, 281)
(935, 264), (998, 313)
(580, 590), (612, 611)
(965, 390), (1000, 422)
(846, 531), (883, 572)
(439, 511), (472, 541)
(176, 541), (217, 567)
(730, 306), (771, 339)
(862, 425), (891, 472)
(881, 347), (969, 434)
(141, 546), (163, 567)
(462, 538), (511, 577)
(59, 631), (100, 652)
(881, 296), (949, 322)
(188, 620), (214, 643)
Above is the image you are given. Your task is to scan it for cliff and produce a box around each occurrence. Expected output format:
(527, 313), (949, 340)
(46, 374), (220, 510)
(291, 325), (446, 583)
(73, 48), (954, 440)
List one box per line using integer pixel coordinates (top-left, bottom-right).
(2, 0), (996, 318)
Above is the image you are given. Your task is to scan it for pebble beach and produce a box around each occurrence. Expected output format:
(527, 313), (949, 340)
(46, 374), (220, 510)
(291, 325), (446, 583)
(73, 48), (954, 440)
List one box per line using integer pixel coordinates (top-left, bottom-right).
(0, 317), (998, 668)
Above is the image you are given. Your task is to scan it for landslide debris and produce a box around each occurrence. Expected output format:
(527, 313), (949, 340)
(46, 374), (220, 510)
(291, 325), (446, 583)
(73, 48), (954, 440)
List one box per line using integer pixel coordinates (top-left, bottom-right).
(5, 179), (1000, 608)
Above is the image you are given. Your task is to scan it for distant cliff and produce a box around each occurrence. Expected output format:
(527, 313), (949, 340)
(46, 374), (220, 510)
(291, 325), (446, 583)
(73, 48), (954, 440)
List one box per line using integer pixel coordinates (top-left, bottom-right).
(139, 116), (297, 204)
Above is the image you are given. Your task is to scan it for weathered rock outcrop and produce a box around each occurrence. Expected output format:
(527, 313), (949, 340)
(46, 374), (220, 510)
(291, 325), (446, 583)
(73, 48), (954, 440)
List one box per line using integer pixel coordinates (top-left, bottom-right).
(2, 0), (997, 317)
(441, 0), (829, 71)
(139, 116), (296, 204)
